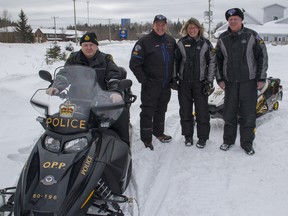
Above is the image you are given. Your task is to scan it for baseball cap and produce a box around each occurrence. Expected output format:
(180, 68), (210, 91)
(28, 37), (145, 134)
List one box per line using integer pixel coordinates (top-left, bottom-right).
(153, 14), (167, 23)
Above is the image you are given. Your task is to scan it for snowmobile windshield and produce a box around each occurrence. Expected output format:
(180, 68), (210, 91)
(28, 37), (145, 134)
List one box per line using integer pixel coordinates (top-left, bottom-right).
(30, 65), (125, 134)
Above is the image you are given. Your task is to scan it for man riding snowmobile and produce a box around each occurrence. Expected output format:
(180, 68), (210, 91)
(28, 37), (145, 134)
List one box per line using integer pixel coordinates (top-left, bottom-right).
(0, 65), (137, 216)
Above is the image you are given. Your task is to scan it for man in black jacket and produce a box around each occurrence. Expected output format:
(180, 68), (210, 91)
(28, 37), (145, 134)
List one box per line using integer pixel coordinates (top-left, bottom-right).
(47, 32), (130, 145)
(216, 8), (268, 155)
(129, 15), (176, 150)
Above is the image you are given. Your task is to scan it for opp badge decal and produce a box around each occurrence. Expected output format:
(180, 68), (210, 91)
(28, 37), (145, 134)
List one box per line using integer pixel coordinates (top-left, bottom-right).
(46, 100), (87, 129)
(41, 175), (57, 186)
(59, 100), (76, 118)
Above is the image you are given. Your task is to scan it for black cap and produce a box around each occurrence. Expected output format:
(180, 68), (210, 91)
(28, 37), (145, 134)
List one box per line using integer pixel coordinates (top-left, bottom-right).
(225, 8), (244, 21)
(80, 32), (99, 45)
(153, 14), (167, 23)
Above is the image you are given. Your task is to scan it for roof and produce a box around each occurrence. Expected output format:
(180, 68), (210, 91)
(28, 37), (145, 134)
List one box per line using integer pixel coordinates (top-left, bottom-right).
(262, 3), (287, 10)
(33, 28), (86, 36)
(214, 17), (288, 38)
(0, 26), (15, 33)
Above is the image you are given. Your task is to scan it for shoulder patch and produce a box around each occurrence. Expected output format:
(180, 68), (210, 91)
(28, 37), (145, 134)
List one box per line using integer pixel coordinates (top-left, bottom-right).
(106, 54), (114, 62)
(134, 45), (141, 51)
(256, 34), (265, 45)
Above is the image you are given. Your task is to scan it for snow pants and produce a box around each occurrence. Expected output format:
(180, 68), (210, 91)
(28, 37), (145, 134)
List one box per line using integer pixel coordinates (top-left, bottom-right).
(140, 80), (171, 143)
(178, 80), (210, 140)
(223, 80), (257, 148)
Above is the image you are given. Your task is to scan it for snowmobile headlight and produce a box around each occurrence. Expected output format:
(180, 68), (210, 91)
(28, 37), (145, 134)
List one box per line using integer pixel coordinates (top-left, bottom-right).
(44, 136), (61, 152)
(64, 138), (88, 152)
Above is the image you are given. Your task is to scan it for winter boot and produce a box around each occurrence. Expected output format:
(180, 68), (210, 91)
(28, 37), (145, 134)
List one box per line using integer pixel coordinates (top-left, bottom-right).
(196, 139), (207, 148)
(185, 136), (193, 146)
(241, 146), (255, 155)
(143, 141), (154, 150)
(156, 134), (172, 143)
(220, 143), (234, 151)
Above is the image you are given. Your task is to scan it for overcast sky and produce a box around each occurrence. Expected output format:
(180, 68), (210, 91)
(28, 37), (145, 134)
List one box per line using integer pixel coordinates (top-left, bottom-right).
(1, 0), (288, 28)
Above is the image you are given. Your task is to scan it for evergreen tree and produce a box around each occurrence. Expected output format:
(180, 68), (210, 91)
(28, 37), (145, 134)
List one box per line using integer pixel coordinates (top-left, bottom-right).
(14, 9), (33, 43)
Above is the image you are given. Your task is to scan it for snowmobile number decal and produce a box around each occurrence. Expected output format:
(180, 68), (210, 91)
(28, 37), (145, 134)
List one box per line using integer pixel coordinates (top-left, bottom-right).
(32, 193), (57, 200)
(46, 117), (87, 129)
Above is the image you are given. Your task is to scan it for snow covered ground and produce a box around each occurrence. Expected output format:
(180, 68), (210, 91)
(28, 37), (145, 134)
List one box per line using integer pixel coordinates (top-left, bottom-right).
(1, 40), (288, 216)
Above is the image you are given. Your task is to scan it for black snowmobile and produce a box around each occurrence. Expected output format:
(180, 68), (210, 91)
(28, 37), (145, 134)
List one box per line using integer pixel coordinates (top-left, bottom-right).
(0, 65), (137, 216)
(208, 77), (283, 119)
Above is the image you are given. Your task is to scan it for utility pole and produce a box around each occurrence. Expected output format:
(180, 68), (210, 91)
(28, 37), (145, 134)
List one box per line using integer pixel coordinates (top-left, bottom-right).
(52, 16), (59, 43)
(108, 19), (111, 42)
(208, 0), (211, 40)
(73, 0), (78, 44)
(87, 1), (90, 26)
(204, 0), (213, 40)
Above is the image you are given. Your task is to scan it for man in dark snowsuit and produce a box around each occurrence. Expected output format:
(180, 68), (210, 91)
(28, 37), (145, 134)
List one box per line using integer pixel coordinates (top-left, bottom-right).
(47, 32), (130, 145)
(216, 8), (268, 155)
(129, 15), (176, 150)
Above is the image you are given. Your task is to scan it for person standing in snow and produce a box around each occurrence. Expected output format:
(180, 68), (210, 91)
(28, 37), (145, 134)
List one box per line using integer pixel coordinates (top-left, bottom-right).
(129, 14), (176, 150)
(47, 32), (130, 146)
(216, 8), (268, 155)
(172, 18), (216, 148)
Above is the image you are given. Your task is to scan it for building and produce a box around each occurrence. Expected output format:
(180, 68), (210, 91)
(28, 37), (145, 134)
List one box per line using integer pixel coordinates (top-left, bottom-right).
(33, 28), (86, 43)
(0, 26), (16, 43)
(263, 3), (287, 23)
(214, 3), (288, 44)
(0, 27), (86, 43)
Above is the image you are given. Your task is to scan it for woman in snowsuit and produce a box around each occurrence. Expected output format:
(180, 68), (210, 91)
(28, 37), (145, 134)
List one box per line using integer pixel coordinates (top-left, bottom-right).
(172, 18), (216, 148)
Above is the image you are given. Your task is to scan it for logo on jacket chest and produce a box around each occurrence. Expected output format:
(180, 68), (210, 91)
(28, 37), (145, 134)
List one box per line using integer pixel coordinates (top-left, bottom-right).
(241, 39), (247, 44)
(185, 44), (201, 50)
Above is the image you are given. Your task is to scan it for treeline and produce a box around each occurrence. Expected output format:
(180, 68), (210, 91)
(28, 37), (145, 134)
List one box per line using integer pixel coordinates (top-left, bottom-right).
(0, 10), (33, 43)
(0, 17), (16, 27)
(1, 9), (224, 42)
(67, 19), (184, 40)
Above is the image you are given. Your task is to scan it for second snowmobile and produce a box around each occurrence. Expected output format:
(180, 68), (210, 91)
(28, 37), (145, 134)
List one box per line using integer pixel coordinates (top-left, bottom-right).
(208, 77), (283, 119)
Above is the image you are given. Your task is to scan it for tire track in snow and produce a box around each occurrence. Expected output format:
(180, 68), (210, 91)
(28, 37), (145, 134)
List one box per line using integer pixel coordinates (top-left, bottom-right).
(140, 114), (182, 216)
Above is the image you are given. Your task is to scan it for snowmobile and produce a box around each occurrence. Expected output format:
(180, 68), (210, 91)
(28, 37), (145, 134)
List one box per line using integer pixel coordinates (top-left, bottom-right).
(208, 77), (283, 119)
(0, 65), (137, 216)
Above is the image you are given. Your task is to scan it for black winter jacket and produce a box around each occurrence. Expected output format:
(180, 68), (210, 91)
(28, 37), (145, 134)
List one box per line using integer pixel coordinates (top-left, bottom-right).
(174, 36), (216, 83)
(216, 26), (268, 82)
(129, 30), (176, 88)
(65, 49), (122, 90)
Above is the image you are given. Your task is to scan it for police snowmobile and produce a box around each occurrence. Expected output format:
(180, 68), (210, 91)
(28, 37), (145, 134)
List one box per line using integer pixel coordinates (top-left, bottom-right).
(0, 65), (137, 216)
(208, 77), (283, 119)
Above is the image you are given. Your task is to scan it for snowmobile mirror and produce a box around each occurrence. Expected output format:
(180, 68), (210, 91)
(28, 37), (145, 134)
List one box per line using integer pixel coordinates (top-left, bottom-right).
(39, 70), (53, 83)
(118, 79), (132, 91)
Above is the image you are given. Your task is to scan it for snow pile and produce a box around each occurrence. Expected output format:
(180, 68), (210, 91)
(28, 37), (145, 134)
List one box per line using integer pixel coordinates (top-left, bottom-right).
(0, 41), (288, 216)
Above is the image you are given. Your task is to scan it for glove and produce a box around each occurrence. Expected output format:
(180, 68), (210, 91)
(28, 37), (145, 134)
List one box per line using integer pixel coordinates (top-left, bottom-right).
(110, 93), (123, 103)
(46, 87), (59, 95)
(218, 81), (225, 90)
(202, 81), (214, 95)
(170, 78), (179, 90)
